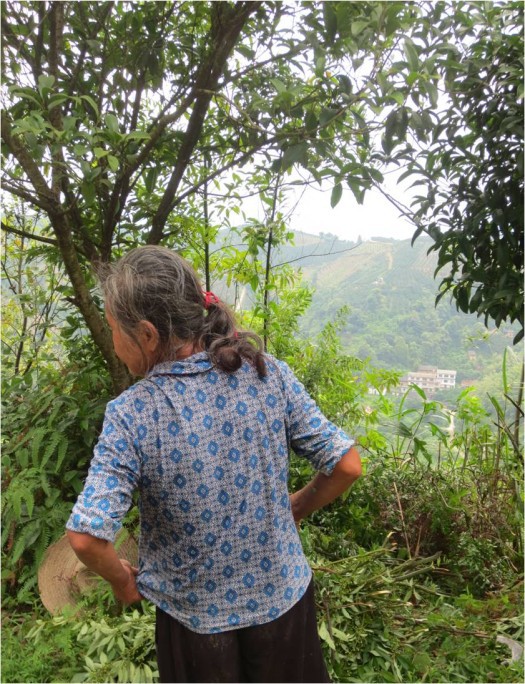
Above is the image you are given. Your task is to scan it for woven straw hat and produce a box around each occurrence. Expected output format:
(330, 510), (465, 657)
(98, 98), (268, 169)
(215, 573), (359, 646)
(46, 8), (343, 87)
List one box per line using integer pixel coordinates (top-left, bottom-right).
(38, 532), (138, 614)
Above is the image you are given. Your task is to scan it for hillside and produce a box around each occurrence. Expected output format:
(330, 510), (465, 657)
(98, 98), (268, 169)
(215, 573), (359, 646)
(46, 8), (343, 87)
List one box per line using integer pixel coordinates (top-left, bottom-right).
(272, 233), (518, 387)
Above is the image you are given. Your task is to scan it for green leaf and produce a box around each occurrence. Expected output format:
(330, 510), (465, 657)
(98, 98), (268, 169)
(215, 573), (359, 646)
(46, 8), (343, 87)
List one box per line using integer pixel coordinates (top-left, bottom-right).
(318, 621), (336, 650)
(281, 142), (308, 171)
(144, 168), (158, 193)
(105, 113), (119, 133)
(323, 2), (338, 44)
(456, 285), (469, 313)
(94, 147), (108, 159)
(337, 74), (352, 95)
(107, 154), (119, 172)
(351, 20), (369, 37)
(331, 182), (343, 208)
(80, 94), (99, 117)
(48, 94), (69, 108)
(30, 428), (46, 466)
(368, 167), (383, 183)
(37, 74), (55, 94)
(10, 87), (42, 106)
(17, 448), (29, 469)
(236, 44), (254, 60)
(413, 652), (432, 673)
(81, 182), (96, 206)
(352, 109), (370, 147)
(382, 110), (398, 154)
(348, 178), (365, 204)
(425, 80), (439, 107)
(125, 131), (150, 141)
(305, 110), (318, 132)
(62, 116), (78, 132)
(410, 111), (427, 142)
(391, 90), (405, 105)
(502, 348), (509, 394)
(319, 107), (339, 127)
(404, 38), (419, 72)
(270, 78), (287, 94)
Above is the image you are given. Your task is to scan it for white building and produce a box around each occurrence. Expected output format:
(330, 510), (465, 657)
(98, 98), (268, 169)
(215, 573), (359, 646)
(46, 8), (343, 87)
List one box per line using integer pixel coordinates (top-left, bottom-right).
(398, 366), (457, 393)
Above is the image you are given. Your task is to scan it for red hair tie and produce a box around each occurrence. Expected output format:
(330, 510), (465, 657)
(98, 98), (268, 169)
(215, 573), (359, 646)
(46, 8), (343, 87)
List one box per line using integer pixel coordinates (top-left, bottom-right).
(203, 291), (220, 309)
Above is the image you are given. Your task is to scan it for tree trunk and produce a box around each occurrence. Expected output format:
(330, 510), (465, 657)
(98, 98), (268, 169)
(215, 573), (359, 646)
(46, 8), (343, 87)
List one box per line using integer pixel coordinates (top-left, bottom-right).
(50, 211), (131, 394)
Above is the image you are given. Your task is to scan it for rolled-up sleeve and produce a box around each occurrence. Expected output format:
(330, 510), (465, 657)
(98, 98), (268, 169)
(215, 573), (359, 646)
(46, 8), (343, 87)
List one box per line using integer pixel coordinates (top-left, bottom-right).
(66, 400), (140, 542)
(275, 360), (355, 475)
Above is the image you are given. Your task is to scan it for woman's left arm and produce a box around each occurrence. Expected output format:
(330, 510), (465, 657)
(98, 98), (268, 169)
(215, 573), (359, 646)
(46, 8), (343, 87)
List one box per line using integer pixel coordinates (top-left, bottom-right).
(290, 446), (362, 523)
(66, 530), (142, 604)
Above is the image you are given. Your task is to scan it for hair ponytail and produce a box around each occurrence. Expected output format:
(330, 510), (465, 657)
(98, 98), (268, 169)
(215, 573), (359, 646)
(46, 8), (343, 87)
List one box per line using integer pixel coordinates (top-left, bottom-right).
(200, 299), (267, 377)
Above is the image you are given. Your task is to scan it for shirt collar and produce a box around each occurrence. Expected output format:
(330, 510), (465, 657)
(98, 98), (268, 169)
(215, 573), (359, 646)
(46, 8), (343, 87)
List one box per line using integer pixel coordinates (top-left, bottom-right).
(147, 352), (213, 378)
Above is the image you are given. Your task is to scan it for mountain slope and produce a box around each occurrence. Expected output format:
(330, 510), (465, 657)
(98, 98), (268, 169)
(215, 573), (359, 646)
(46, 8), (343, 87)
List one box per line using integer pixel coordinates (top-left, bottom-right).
(274, 233), (517, 383)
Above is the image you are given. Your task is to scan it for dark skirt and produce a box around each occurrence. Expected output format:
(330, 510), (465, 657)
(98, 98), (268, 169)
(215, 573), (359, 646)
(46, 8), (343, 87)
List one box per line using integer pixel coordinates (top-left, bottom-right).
(155, 578), (331, 683)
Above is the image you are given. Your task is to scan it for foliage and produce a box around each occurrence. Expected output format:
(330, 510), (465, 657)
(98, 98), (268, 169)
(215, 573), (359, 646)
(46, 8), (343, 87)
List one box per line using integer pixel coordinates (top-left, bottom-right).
(1, 278), (523, 682)
(1, 609), (80, 684)
(0, 0), (423, 387)
(27, 603), (158, 684)
(384, 2), (524, 342)
(348, 381), (521, 594)
(309, 539), (523, 683)
(1, 8), (522, 681)
(4, 546), (522, 684)
(1, 213), (66, 376)
(4, 1), (520, 385)
(289, 308), (400, 435)
(1, 362), (110, 603)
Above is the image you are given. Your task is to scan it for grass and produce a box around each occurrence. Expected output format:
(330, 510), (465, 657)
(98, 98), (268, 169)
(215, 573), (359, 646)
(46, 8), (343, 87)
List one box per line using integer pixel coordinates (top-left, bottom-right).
(1, 609), (80, 684)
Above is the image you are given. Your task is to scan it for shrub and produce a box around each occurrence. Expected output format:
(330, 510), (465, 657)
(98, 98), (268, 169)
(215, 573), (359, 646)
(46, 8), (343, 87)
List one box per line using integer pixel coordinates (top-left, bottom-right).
(1, 363), (111, 603)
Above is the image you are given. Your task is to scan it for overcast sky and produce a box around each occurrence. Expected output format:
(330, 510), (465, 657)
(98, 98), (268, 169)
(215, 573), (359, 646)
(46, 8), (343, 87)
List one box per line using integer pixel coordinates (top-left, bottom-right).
(287, 181), (416, 242)
(237, 167), (418, 243)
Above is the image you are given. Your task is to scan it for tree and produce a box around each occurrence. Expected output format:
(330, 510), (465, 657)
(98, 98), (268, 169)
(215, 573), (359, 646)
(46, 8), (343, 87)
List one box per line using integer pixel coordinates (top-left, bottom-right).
(1, 206), (67, 376)
(381, 2), (524, 343)
(2, 1), (522, 393)
(1, 0), (427, 390)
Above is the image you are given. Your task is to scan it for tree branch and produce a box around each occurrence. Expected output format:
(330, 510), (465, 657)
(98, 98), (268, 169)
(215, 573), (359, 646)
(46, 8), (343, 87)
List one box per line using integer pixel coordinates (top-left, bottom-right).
(273, 243), (361, 269)
(1, 115), (56, 208)
(33, 2), (47, 84)
(49, 209), (131, 393)
(263, 169), (281, 349)
(126, 94), (196, 180)
(1, 221), (58, 247)
(225, 44), (305, 86)
(172, 138), (273, 210)
(148, 1), (262, 244)
(48, 2), (66, 196)
(1, 178), (52, 211)
(1, 7), (38, 72)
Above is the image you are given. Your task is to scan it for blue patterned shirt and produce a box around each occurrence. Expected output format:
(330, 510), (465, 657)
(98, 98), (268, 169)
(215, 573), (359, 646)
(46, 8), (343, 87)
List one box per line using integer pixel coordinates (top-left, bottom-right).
(66, 353), (354, 633)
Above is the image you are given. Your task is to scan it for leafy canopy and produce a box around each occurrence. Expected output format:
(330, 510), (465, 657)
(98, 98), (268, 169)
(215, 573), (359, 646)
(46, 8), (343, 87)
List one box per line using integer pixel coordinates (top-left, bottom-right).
(1, 1), (522, 386)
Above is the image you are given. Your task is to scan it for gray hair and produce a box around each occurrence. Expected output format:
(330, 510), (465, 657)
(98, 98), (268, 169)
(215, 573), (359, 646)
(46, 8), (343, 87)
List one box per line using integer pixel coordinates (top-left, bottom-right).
(99, 246), (266, 375)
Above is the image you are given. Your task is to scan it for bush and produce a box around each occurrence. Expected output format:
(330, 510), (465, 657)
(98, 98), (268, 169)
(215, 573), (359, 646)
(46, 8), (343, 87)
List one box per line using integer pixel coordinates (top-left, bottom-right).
(1, 363), (111, 604)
